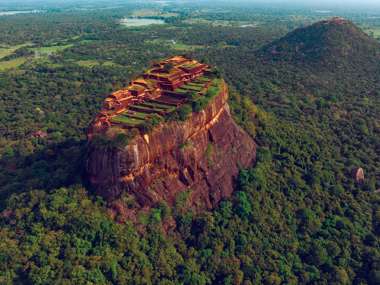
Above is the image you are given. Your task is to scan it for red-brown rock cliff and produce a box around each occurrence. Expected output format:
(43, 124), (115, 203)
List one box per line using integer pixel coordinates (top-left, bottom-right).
(86, 83), (256, 210)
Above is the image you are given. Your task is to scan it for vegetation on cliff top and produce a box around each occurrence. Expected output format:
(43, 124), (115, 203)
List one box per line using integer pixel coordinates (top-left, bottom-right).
(90, 77), (225, 149)
(168, 77), (224, 121)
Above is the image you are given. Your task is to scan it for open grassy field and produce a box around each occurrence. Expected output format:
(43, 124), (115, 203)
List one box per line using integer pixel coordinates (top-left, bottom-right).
(0, 57), (28, 71)
(0, 43), (31, 60)
(76, 60), (101, 67)
(0, 47), (16, 59)
(0, 43), (71, 61)
(0, 43), (74, 71)
(132, 9), (178, 18)
(145, 39), (203, 51)
(172, 43), (203, 51)
(183, 19), (259, 28)
(367, 28), (380, 38)
(361, 25), (380, 39)
(31, 44), (73, 56)
(76, 60), (122, 68)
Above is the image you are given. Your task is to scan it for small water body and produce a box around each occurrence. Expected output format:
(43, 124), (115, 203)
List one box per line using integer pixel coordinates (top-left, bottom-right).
(120, 18), (165, 27)
(315, 10), (332, 14)
(240, 24), (258, 28)
(0, 10), (43, 16)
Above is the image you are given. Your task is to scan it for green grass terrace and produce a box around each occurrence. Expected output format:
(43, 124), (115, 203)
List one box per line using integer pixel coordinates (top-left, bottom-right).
(110, 75), (223, 129)
(110, 100), (175, 128)
(170, 76), (211, 93)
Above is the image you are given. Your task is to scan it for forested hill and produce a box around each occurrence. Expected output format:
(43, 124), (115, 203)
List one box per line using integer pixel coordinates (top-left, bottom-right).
(208, 19), (380, 187)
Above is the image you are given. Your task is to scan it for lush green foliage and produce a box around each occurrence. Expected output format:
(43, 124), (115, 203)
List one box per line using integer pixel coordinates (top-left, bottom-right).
(1, 102), (378, 284)
(0, 3), (379, 284)
(169, 78), (224, 121)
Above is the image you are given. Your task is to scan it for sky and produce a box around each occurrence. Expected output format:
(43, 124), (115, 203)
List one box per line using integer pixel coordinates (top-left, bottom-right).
(0, 0), (379, 4)
(0, 0), (380, 10)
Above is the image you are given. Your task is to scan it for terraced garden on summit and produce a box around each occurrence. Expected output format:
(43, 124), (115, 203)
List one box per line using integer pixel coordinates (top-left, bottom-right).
(110, 77), (223, 129)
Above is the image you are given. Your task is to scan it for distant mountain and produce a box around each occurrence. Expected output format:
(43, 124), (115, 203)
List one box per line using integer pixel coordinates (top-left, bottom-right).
(259, 17), (380, 72)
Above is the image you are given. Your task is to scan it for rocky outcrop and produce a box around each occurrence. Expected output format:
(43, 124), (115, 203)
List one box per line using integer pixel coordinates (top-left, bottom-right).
(352, 167), (365, 183)
(86, 82), (256, 211)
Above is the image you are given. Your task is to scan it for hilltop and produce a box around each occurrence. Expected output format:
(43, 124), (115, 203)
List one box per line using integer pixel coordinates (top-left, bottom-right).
(88, 56), (215, 138)
(248, 18), (380, 116)
(259, 17), (380, 71)
(248, 19), (380, 182)
(86, 56), (256, 215)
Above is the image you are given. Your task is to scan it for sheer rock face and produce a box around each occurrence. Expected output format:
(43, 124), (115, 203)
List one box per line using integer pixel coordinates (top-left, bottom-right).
(86, 84), (256, 210)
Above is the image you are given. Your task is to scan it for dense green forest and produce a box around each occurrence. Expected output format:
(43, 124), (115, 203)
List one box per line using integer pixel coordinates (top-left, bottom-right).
(0, 3), (379, 284)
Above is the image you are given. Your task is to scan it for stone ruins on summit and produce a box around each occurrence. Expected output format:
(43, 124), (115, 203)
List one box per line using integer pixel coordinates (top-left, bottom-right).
(88, 56), (217, 137)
